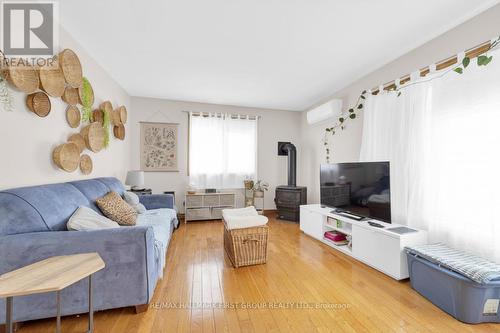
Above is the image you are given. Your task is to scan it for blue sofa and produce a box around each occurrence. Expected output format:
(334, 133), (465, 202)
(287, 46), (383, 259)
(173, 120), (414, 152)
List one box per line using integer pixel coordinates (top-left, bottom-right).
(0, 177), (177, 325)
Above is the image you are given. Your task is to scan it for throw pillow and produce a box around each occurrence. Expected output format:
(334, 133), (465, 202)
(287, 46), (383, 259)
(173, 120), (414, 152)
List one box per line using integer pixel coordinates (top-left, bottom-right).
(124, 191), (147, 214)
(96, 191), (138, 226)
(67, 206), (120, 231)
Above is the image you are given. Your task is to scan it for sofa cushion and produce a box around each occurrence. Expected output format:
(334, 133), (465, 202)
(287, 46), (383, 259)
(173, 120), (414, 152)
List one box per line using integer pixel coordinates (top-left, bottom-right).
(69, 179), (111, 213)
(3, 183), (91, 231)
(96, 192), (137, 226)
(0, 193), (49, 236)
(67, 206), (120, 231)
(96, 177), (125, 195)
(136, 208), (176, 278)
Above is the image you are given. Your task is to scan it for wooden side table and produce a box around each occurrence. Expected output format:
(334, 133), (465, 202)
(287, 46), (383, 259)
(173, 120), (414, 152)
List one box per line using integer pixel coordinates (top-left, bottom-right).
(0, 253), (105, 333)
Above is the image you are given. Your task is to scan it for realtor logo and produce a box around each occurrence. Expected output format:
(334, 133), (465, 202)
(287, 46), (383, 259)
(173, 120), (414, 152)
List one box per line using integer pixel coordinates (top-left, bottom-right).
(1, 1), (58, 56)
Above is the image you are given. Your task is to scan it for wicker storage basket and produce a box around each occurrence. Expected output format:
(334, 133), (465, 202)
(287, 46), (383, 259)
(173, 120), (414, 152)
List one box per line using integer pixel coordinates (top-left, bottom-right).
(223, 220), (269, 268)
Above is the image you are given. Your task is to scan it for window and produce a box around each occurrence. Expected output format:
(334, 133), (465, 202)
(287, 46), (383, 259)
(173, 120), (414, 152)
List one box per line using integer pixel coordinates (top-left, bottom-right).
(188, 112), (258, 189)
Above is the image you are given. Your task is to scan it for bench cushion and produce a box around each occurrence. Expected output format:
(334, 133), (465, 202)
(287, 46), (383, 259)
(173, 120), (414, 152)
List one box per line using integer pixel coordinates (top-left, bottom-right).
(406, 243), (500, 284)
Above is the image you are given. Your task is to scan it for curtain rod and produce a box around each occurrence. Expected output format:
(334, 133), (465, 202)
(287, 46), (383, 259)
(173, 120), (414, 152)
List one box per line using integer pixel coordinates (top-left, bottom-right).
(182, 111), (262, 120)
(370, 39), (493, 95)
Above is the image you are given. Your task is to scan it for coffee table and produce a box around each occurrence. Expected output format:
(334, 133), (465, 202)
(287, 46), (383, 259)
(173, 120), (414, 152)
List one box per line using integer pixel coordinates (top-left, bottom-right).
(0, 253), (105, 333)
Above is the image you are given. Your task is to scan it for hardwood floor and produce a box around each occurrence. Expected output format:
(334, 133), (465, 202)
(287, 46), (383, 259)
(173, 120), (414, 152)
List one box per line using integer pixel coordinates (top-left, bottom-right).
(17, 214), (498, 333)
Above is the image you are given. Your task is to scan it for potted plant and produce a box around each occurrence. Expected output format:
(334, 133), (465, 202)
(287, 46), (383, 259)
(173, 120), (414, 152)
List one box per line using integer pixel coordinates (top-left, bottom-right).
(253, 180), (269, 198)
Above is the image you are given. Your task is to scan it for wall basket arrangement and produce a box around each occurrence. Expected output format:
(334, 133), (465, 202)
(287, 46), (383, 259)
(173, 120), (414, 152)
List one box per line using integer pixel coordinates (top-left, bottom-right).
(1, 46), (128, 174)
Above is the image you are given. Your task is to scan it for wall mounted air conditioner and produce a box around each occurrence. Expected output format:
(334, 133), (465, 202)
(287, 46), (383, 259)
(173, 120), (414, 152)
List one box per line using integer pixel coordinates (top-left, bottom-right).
(306, 99), (343, 125)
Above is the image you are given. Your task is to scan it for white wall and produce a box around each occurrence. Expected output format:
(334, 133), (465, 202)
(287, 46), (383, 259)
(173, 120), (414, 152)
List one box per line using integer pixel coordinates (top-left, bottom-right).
(300, 3), (500, 205)
(0, 28), (131, 189)
(130, 97), (302, 212)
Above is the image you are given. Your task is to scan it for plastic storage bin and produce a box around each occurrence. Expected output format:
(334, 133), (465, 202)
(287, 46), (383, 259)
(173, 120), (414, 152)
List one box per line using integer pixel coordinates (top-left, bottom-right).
(406, 251), (500, 323)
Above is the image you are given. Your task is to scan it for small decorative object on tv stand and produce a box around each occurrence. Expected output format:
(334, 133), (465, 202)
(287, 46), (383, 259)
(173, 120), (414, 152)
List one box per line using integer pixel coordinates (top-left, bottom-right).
(185, 192), (235, 222)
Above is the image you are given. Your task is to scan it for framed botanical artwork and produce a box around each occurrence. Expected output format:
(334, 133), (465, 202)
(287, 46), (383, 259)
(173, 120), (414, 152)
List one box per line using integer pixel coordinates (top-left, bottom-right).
(140, 122), (179, 172)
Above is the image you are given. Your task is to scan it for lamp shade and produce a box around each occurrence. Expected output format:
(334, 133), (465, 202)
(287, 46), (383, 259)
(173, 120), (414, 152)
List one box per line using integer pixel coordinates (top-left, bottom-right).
(125, 171), (144, 188)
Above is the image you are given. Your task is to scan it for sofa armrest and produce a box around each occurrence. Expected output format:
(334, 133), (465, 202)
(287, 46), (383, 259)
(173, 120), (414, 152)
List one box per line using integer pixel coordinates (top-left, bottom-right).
(0, 226), (158, 310)
(139, 194), (174, 210)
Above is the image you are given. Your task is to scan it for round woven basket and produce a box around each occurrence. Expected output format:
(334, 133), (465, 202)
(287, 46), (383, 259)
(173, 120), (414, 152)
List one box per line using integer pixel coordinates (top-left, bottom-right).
(26, 92), (51, 117)
(92, 109), (104, 125)
(111, 108), (122, 126)
(68, 133), (86, 153)
(62, 87), (79, 106)
(66, 105), (81, 128)
(53, 142), (80, 172)
(78, 78), (94, 106)
(6, 62), (39, 93)
(39, 64), (65, 97)
(113, 124), (125, 140)
(79, 154), (93, 175)
(59, 49), (83, 88)
(117, 105), (128, 124)
(81, 123), (105, 152)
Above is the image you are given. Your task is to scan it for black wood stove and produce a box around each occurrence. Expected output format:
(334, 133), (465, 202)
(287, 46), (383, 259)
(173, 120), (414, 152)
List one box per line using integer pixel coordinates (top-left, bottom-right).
(274, 142), (307, 222)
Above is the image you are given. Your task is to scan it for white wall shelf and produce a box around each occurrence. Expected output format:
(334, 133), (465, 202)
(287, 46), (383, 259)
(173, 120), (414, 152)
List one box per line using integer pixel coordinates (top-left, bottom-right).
(300, 204), (428, 280)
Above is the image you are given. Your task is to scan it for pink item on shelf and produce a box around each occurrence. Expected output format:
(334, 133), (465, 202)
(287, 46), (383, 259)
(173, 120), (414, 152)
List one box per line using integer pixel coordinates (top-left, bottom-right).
(324, 231), (346, 242)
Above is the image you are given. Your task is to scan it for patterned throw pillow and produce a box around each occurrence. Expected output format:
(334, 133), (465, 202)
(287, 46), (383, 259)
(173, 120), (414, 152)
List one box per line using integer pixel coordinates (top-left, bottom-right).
(96, 191), (137, 226)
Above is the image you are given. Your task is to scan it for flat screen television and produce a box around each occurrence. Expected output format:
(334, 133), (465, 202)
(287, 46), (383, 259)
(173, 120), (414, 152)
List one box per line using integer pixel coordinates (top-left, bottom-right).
(320, 162), (391, 222)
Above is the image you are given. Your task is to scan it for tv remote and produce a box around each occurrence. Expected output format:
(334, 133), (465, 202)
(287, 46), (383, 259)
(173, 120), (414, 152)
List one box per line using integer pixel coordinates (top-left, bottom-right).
(368, 221), (384, 228)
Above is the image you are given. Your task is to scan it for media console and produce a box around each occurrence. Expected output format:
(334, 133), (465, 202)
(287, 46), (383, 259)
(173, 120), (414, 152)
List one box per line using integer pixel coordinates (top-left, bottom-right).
(300, 204), (428, 280)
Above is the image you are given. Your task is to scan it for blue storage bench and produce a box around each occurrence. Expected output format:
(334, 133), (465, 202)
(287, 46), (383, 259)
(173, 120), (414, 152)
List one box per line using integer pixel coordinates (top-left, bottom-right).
(406, 244), (500, 324)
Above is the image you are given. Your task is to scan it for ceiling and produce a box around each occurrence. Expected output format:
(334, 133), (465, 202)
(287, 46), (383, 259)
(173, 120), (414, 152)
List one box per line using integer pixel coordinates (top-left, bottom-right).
(60, 0), (499, 111)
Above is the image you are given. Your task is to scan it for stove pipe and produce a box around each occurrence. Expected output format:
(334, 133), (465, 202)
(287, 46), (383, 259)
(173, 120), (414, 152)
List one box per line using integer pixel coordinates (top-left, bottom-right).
(278, 142), (297, 187)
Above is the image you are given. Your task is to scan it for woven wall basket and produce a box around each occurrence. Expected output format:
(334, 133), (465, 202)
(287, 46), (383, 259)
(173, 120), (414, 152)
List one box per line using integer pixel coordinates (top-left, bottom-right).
(81, 123), (105, 152)
(111, 108), (122, 126)
(68, 133), (86, 153)
(39, 64), (65, 97)
(62, 87), (79, 106)
(79, 154), (93, 175)
(66, 105), (81, 128)
(6, 62), (39, 94)
(59, 49), (83, 88)
(53, 142), (80, 172)
(113, 124), (125, 140)
(92, 109), (104, 125)
(117, 105), (128, 124)
(26, 92), (51, 117)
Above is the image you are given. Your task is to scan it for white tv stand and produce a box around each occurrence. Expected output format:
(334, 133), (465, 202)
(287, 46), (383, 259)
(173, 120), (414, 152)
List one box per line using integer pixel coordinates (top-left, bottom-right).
(300, 204), (428, 280)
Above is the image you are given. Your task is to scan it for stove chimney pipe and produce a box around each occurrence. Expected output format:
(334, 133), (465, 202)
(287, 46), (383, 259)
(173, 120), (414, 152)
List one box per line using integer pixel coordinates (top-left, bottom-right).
(278, 142), (297, 187)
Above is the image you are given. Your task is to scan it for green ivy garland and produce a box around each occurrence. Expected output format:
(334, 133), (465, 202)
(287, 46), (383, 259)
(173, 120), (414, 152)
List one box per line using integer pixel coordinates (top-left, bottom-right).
(323, 36), (500, 163)
(80, 77), (94, 122)
(102, 107), (111, 148)
(0, 73), (14, 112)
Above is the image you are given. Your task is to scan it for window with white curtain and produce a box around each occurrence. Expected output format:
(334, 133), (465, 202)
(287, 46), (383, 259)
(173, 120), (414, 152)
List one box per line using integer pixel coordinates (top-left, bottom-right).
(188, 112), (258, 189)
(360, 47), (500, 262)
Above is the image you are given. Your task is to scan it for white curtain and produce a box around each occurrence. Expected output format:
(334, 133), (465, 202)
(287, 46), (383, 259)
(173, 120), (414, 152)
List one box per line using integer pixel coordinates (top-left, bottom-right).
(189, 113), (257, 189)
(360, 48), (500, 262)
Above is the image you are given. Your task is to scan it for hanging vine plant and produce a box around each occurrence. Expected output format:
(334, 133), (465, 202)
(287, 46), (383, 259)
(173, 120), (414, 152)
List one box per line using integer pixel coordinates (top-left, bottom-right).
(0, 73), (14, 112)
(80, 77), (94, 122)
(102, 106), (111, 148)
(323, 36), (500, 163)
(323, 90), (367, 163)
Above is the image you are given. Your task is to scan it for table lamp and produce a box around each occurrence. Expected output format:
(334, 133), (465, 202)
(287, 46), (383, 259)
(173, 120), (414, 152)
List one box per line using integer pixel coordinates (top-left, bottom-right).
(125, 171), (144, 190)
